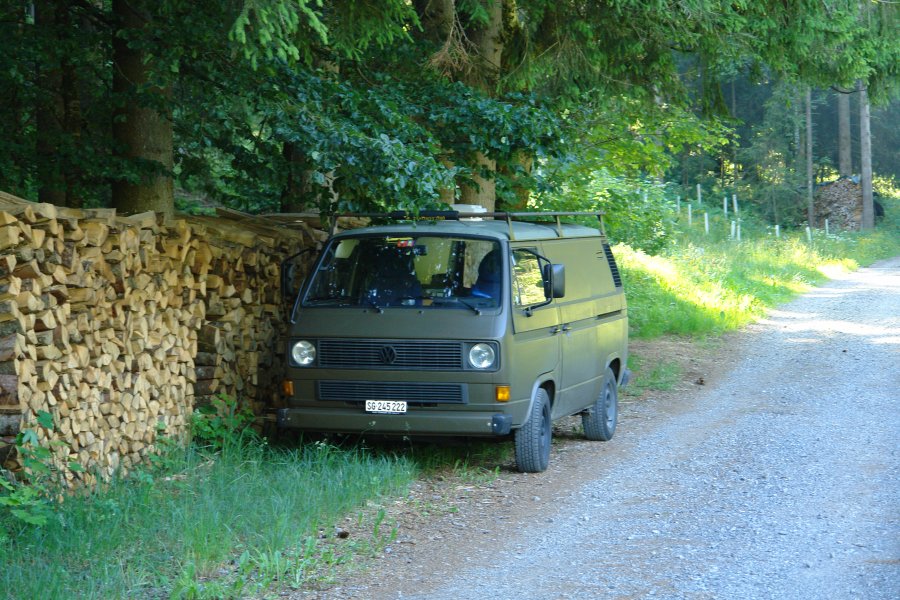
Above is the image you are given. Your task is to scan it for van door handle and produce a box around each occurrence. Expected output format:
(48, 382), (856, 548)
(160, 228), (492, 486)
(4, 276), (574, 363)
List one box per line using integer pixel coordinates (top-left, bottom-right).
(561, 324), (571, 332)
(550, 326), (561, 334)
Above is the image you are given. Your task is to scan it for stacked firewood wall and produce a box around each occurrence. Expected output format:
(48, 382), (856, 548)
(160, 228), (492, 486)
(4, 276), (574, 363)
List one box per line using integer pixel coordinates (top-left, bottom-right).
(184, 213), (324, 416)
(0, 192), (321, 484)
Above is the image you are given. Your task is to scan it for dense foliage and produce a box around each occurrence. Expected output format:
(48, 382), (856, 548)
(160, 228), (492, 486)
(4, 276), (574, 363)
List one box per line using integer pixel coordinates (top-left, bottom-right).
(0, 1), (897, 238)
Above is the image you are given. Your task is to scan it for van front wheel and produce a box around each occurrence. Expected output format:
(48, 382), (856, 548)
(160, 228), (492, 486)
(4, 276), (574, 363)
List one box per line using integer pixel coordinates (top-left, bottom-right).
(582, 367), (617, 441)
(514, 389), (551, 473)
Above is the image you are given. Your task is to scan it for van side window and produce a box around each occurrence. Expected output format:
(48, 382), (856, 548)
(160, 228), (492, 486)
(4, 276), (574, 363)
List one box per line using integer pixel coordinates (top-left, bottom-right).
(512, 249), (546, 307)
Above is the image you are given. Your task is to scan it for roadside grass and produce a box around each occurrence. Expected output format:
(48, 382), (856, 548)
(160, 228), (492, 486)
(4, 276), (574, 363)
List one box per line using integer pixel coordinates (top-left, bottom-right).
(623, 354), (682, 397)
(1, 431), (514, 599)
(620, 222), (900, 339)
(621, 193), (899, 394)
(1, 437), (417, 599)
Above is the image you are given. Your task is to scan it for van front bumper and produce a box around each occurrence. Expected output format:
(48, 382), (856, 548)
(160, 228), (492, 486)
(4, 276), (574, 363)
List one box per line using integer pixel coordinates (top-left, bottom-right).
(277, 407), (514, 437)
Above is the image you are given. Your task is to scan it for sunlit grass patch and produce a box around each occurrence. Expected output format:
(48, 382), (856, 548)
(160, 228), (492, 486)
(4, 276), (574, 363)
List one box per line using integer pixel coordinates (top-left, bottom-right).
(816, 261), (854, 279)
(618, 244), (767, 337)
(618, 220), (900, 339)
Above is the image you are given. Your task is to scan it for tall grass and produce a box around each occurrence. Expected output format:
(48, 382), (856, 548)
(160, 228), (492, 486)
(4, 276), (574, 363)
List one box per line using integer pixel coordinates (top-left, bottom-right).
(1, 439), (415, 599)
(620, 196), (900, 338)
(1, 428), (515, 599)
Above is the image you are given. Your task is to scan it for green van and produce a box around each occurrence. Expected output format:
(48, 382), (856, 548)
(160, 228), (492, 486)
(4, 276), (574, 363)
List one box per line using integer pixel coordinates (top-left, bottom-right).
(278, 211), (629, 472)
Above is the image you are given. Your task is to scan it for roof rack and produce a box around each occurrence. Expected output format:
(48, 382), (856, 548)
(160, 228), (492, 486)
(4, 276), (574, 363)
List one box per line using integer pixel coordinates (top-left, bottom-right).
(370, 210), (605, 239)
(261, 210), (607, 238)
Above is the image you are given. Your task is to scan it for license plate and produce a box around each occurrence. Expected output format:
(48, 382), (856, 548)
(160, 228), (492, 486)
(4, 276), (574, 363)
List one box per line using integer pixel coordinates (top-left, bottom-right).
(365, 400), (407, 414)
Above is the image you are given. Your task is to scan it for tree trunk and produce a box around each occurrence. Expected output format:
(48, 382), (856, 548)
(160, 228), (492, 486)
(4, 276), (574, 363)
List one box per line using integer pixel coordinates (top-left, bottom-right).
(730, 79), (737, 117)
(771, 188), (780, 226)
(459, 151), (496, 210)
(35, 1), (83, 207)
(457, 0), (504, 211)
(35, 0), (66, 206)
(437, 157), (456, 205)
(111, 0), (174, 218)
(837, 91), (852, 177)
(499, 150), (534, 210)
(462, 1), (503, 93)
(858, 81), (874, 230)
(805, 87), (814, 228)
(61, 44), (83, 208)
(415, 0), (509, 212)
(279, 142), (306, 213)
(414, 0), (455, 45)
(279, 58), (340, 213)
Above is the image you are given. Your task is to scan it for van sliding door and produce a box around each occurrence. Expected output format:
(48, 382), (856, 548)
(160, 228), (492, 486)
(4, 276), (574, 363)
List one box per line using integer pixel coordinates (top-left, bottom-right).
(541, 238), (608, 415)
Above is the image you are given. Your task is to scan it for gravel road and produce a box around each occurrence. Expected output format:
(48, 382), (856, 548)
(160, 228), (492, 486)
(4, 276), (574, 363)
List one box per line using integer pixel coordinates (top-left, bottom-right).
(313, 257), (900, 600)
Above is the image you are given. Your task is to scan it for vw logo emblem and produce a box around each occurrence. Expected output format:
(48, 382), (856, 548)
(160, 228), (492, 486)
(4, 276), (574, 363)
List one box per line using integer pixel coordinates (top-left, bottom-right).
(380, 346), (397, 365)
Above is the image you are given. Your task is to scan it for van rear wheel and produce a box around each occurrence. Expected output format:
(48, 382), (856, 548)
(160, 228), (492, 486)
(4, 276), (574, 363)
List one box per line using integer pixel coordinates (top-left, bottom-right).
(514, 389), (551, 473)
(582, 367), (617, 441)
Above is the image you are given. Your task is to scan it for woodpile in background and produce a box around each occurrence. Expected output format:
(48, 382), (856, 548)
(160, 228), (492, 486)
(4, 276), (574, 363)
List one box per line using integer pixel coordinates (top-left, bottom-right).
(0, 192), (322, 484)
(814, 177), (864, 231)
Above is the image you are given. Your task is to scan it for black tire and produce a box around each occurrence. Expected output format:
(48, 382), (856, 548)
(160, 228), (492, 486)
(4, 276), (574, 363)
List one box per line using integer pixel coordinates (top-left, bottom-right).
(582, 367), (617, 441)
(514, 388), (552, 473)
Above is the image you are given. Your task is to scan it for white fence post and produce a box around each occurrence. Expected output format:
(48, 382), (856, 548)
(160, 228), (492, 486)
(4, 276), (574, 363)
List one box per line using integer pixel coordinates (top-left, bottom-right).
(688, 204), (693, 226)
(775, 224), (780, 238)
(730, 220), (736, 239)
(696, 183), (702, 206)
(806, 226), (813, 242)
(723, 196), (728, 217)
(704, 212), (709, 234)
(732, 193), (739, 214)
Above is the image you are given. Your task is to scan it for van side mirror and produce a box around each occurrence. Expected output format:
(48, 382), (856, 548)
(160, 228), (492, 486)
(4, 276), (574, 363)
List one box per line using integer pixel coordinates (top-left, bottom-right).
(280, 261), (295, 299)
(543, 263), (565, 299)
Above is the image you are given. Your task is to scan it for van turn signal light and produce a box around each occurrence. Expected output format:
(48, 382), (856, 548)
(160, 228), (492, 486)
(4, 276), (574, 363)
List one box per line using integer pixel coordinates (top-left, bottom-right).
(282, 380), (294, 396)
(495, 385), (510, 402)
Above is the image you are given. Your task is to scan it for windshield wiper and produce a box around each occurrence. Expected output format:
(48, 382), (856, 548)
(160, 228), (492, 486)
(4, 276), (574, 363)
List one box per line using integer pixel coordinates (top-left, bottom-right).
(304, 296), (351, 306)
(457, 298), (483, 315)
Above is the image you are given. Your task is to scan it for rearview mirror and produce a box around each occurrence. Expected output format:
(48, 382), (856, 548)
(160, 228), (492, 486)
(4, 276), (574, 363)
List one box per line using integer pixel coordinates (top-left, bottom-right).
(543, 263), (565, 299)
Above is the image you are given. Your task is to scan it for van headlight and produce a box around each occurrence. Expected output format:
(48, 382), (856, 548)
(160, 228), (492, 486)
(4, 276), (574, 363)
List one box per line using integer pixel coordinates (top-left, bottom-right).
(467, 343), (496, 370)
(291, 340), (316, 366)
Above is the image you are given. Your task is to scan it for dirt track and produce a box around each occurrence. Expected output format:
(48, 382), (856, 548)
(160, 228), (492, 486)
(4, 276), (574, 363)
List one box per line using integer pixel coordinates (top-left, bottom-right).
(300, 257), (900, 600)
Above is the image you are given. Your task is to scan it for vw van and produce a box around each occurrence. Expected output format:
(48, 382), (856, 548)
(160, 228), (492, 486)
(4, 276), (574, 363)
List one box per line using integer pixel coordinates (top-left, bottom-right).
(278, 211), (629, 472)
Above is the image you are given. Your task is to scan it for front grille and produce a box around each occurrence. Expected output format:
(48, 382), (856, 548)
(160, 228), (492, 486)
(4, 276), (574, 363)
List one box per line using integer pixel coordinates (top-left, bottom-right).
(318, 381), (467, 404)
(318, 339), (464, 370)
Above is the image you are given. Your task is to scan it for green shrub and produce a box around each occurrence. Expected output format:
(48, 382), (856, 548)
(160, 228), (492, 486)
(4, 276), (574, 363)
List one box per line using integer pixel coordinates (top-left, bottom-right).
(190, 394), (258, 452)
(1, 411), (82, 538)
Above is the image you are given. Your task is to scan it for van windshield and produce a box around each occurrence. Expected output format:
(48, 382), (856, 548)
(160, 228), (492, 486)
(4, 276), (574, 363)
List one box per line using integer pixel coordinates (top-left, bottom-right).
(303, 236), (503, 310)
